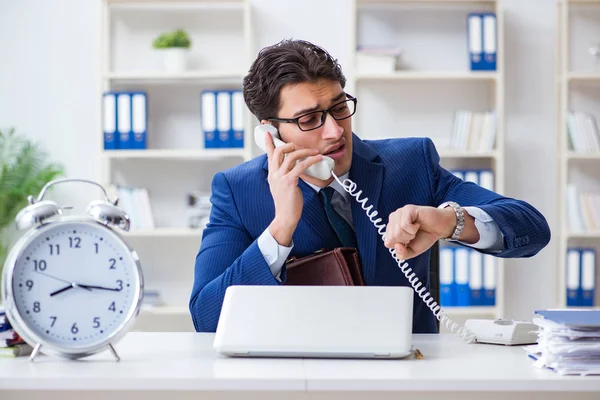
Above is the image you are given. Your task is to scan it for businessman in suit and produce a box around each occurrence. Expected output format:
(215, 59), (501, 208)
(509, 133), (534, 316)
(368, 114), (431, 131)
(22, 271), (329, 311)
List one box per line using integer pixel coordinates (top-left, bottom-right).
(189, 39), (551, 333)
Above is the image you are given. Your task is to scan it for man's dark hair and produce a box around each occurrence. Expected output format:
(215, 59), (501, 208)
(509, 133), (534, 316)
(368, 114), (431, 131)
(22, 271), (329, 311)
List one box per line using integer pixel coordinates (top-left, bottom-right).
(242, 39), (347, 122)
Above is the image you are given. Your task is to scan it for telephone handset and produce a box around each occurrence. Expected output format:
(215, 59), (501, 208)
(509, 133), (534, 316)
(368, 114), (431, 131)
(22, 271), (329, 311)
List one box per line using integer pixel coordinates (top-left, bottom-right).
(254, 124), (335, 181)
(254, 123), (476, 343)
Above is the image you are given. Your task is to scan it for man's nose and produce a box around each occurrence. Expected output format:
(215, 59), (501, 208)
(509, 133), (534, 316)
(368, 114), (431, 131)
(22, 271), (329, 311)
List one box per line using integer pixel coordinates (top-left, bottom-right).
(321, 113), (343, 140)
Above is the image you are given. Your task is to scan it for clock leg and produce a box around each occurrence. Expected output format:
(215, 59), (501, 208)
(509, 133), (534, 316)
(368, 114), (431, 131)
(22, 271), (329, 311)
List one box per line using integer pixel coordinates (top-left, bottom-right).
(108, 343), (121, 362)
(29, 343), (42, 362)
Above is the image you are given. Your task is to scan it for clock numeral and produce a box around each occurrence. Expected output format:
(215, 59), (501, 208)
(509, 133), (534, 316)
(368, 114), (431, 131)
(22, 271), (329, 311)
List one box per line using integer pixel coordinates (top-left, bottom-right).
(93, 317), (101, 328)
(108, 301), (116, 312)
(26, 280), (34, 291)
(71, 323), (78, 334)
(48, 244), (60, 256)
(33, 259), (47, 271)
(95, 243), (99, 254)
(109, 258), (116, 270)
(50, 316), (57, 327)
(33, 302), (41, 313)
(69, 237), (81, 248)
(116, 280), (123, 291)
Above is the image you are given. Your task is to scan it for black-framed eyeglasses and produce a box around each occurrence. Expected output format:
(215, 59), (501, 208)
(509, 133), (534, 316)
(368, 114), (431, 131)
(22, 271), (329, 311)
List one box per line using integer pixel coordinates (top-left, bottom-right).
(268, 93), (357, 132)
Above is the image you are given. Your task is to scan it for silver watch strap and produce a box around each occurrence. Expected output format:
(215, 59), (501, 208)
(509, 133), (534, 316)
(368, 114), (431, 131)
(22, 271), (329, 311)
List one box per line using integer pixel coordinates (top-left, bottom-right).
(438, 201), (464, 241)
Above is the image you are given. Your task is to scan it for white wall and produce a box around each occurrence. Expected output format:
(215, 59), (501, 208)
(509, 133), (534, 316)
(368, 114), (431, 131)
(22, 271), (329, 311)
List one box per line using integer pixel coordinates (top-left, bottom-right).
(0, 0), (559, 320)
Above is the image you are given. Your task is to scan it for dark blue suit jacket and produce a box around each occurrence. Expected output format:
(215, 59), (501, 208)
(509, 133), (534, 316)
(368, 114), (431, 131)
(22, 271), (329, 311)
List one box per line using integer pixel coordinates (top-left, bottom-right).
(189, 135), (551, 333)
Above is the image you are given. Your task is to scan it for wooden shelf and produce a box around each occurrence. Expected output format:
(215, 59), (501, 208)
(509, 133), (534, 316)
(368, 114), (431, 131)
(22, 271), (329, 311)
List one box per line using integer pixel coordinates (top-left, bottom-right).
(108, 0), (245, 11)
(567, 72), (600, 82)
(105, 71), (244, 84)
(437, 150), (498, 159)
(358, 0), (498, 5)
(566, 151), (600, 160)
(567, 231), (600, 239)
(103, 149), (247, 160)
(356, 71), (497, 81)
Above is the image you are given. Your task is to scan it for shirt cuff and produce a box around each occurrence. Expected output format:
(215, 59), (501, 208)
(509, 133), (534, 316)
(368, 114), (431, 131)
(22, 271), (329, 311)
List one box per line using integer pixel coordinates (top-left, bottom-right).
(458, 206), (504, 252)
(257, 227), (294, 280)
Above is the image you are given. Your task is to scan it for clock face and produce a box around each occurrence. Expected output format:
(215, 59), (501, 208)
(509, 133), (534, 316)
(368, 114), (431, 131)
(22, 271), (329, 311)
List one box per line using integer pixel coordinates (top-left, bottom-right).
(8, 221), (141, 350)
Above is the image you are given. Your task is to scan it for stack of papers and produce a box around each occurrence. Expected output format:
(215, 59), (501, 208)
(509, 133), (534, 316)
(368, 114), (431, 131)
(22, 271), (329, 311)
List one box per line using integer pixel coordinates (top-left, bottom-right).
(526, 310), (600, 376)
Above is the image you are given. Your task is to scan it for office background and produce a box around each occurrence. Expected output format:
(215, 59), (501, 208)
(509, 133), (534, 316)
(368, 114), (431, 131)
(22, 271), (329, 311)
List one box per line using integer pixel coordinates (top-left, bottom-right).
(0, 0), (578, 329)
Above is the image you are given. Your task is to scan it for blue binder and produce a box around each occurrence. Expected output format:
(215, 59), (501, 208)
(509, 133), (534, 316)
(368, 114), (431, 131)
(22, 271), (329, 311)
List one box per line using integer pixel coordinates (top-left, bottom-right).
(481, 13), (497, 71)
(440, 246), (454, 306)
(201, 91), (219, 149)
(116, 93), (132, 149)
(131, 91), (147, 150)
(566, 248), (581, 307)
(217, 90), (231, 148)
(580, 248), (596, 307)
(468, 249), (483, 306)
(467, 13), (497, 71)
(230, 90), (244, 148)
(483, 254), (496, 306)
(454, 247), (470, 306)
(103, 92), (117, 150)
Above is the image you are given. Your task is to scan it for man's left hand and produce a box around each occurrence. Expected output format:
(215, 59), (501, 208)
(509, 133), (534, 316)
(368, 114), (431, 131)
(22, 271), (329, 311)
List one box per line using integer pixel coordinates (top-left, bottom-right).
(383, 205), (472, 260)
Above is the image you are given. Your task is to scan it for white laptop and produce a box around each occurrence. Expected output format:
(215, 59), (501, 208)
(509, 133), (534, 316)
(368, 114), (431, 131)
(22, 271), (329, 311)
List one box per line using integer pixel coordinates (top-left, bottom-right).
(213, 285), (414, 359)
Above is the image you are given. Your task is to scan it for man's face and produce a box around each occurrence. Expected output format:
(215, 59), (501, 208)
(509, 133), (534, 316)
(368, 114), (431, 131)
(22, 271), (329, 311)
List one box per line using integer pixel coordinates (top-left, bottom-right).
(262, 79), (354, 186)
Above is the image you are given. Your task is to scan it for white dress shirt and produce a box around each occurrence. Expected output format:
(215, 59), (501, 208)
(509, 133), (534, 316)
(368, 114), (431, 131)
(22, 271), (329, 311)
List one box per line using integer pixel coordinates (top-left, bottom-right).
(257, 172), (504, 279)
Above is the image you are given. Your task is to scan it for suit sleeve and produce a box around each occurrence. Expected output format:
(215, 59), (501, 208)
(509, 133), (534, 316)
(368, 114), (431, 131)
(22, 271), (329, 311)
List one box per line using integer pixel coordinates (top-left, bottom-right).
(421, 138), (551, 258)
(188, 171), (286, 332)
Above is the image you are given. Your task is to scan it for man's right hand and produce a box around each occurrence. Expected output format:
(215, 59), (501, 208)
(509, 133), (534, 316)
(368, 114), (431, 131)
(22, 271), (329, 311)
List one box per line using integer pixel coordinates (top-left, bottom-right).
(265, 131), (323, 246)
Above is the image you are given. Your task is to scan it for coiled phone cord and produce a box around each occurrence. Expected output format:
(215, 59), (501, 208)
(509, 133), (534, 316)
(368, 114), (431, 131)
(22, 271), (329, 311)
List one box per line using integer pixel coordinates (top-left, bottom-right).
(332, 172), (476, 344)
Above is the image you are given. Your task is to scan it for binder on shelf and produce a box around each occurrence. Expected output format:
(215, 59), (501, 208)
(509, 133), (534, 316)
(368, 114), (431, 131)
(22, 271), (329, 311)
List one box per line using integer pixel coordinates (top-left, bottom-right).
(467, 13), (496, 71)
(440, 246), (455, 306)
(217, 91), (231, 148)
(467, 13), (483, 70)
(482, 13), (497, 71)
(103, 92), (117, 150)
(454, 248), (470, 306)
(469, 248), (483, 306)
(131, 92), (147, 150)
(566, 248), (581, 307)
(581, 248), (596, 307)
(464, 170), (479, 185)
(117, 93), (132, 150)
(483, 254), (496, 306)
(230, 90), (244, 148)
(479, 169), (494, 191)
(201, 91), (219, 149)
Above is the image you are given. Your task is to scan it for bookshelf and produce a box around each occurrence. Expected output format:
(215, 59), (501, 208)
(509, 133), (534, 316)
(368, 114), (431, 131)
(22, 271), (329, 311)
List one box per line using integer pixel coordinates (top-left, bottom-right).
(557, 0), (600, 309)
(100, 0), (254, 331)
(348, 0), (505, 322)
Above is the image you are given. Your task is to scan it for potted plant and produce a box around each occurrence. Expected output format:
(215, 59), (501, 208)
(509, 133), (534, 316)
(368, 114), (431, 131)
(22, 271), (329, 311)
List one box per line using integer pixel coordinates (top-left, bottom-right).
(152, 29), (192, 73)
(0, 128), (64, 276)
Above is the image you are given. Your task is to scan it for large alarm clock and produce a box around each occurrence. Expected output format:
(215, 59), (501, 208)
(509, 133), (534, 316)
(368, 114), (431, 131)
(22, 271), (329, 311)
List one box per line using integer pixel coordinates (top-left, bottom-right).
(1, 178), (144, 361)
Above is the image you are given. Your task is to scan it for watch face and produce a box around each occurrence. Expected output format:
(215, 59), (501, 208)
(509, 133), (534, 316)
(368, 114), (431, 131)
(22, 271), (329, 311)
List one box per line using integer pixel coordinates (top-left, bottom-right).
(6, 220), (142, 353)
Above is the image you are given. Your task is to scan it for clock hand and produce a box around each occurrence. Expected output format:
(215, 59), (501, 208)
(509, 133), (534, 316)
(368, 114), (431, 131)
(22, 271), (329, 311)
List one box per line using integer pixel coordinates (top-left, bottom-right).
(78, 284), (121, 292)
(50, 278), (92, 297)
(49, 285), (74, 297)
(36, 271), (72, 285)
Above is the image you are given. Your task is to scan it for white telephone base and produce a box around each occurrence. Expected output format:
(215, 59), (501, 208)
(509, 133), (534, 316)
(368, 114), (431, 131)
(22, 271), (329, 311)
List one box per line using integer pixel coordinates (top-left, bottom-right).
(464, 319), (539, 346)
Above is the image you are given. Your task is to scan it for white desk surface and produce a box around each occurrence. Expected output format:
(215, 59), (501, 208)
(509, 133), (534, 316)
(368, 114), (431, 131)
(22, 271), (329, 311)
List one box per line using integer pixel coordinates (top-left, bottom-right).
(1, 332), (599, 394)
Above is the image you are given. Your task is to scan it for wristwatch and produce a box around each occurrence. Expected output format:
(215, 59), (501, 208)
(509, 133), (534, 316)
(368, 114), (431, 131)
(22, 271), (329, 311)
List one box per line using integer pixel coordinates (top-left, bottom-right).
(438, 201), (464, 241)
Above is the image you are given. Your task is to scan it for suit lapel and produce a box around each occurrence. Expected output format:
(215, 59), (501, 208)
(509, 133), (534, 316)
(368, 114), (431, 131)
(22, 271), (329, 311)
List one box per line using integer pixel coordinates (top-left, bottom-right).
(348, 138), (384, 284)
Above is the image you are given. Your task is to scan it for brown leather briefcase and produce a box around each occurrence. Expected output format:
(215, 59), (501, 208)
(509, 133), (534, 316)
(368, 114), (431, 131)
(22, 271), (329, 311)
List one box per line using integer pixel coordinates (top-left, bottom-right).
(284, 247), (365, 286)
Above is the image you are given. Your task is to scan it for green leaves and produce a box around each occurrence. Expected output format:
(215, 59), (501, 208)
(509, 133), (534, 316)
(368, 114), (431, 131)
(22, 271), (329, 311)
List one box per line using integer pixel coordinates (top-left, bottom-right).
(0, 128), (64, 231)
(152, 29), (192, 49)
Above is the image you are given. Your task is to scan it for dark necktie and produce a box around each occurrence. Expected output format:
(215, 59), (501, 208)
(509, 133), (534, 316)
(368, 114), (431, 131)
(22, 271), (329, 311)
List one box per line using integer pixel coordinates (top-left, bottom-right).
(319, 187), (358, 248)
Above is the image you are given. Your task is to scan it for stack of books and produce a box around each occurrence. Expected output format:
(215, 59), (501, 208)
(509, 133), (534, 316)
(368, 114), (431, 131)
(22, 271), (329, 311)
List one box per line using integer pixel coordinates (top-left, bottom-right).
(526, 310), (600, 375)
(0, 306), (33, 358)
